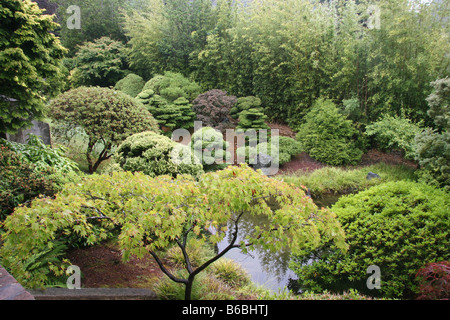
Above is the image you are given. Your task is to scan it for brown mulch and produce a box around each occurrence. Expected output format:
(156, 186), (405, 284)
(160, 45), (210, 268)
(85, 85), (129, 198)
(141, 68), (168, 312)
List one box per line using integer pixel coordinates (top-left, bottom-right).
(277, 149), (418, 176)
(66, 242), (166, 289)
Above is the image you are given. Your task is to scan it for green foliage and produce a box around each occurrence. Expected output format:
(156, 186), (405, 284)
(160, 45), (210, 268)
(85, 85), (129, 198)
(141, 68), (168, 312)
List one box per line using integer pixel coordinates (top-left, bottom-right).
(123, 0), (217, 77)
(3, 134), (79, 174)
(183, 0), (449, 127)
(51, 0), (133, 55)
(425, 77), (449, 132)
(414, 78), (450, 189)
(295, 98), (363, 166)
(69, 37), (128, 88)
(414, 129), (450, 189)
(0, 0), (66, 134)
(50, 86), (159, 173)
(136, 90), (197, 131)
(0, 135), (80, 220)
(113, 131), (204, 178)
(366, 114), (423, 159)
(0, 144), (58, 221)
(236, 140), (281, 167)
(290, 181), (450, 299)
(230, 96), (270, 131)
(114, 73), (145, 98)
(190, 127), (231, 171)
(0, 165), (346, 294)
(143, 72), (202, 103)
(279, 163), (417, 198)
(278, 136), (303, 165)
(210, 258), (251, 288)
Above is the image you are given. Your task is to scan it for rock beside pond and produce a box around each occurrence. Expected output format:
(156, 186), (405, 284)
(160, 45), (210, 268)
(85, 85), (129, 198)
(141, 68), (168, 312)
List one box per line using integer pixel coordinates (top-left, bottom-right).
(252, 153), (273, 175)
(366, 172), (381, 180)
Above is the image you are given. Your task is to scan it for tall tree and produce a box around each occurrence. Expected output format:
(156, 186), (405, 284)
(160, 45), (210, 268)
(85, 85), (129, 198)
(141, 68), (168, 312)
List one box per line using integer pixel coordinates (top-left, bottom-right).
(0, 0), (66, 135)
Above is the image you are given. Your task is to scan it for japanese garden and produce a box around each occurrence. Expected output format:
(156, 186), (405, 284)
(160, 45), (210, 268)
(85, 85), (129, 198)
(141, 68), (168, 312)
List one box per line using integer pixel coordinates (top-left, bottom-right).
(0, 0), (448, 301)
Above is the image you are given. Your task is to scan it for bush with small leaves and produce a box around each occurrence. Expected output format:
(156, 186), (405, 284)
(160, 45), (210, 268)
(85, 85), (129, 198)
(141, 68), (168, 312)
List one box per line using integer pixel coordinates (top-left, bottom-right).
(190, 127), (231, 171)
(296, 98), (363, 166)
(142, 71), (202, 103)
(50, 86), (159, 173)
(136, 90), (197, 132)
(290, 181), (450, 299)
(366, 114), (423, 159)
(113, 131), (203, 178)
(114, 73), (145, 98)
(230, 96), (270, 131)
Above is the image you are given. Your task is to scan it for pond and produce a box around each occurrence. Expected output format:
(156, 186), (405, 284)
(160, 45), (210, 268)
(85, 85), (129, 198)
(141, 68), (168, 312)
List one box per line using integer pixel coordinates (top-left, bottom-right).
(216, 193), (343, 292)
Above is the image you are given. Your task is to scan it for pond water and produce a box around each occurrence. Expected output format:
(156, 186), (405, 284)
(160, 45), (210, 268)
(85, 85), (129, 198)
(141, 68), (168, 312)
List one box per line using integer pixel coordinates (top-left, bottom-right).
(216, 193), (343, 292)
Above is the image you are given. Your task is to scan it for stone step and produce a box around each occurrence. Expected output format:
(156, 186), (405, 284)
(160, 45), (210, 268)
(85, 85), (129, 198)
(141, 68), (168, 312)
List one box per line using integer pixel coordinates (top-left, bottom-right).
(29, 288), (157, 300)
(0, 266), (34, 300)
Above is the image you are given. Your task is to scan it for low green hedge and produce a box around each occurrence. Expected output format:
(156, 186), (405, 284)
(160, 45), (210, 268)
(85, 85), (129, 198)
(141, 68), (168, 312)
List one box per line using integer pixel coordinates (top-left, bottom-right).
(290, 180), (449, 299)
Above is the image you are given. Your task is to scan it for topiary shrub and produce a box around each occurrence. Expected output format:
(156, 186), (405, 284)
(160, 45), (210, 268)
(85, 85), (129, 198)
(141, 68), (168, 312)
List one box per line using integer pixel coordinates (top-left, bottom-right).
(230, 96), (270, 131)
(290, 180), (450, 299)
(278, 136), (303, 165)
(142, 71), (202, 103)
(113, 131), (203, 178)
(415, 261), (450, 300)
(50, 86), (159, 173)
(236, 140), (280, 166)
(190, 127), (231, 171)
(192, 89), (238, 133)
(136, 89), (197, 132)
(114, 73), (145, 98)
(295, 98), (363, 166)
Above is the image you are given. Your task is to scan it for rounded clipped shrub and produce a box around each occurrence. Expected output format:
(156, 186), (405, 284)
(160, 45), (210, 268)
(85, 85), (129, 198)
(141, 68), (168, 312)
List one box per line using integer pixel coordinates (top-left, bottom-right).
(296, 98), (363, 166)
(230, 96), (270, 131)
(290, 181), (450, 299)
(114, 73), (145, 98)
(136, 89), (196, 131)
(190, 127), (231, 171)
(278, 136), (303, 165)
(236, 140), (280, 166)
(142, 71), (202, 102)
(50, 86), (160, 173)
(114, 131), (203, 178)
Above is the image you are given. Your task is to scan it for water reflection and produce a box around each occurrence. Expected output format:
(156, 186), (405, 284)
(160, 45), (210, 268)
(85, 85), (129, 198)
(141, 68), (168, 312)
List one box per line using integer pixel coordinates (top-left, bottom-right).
(216, 193), (343, 292)
(216, 212), (297, 292)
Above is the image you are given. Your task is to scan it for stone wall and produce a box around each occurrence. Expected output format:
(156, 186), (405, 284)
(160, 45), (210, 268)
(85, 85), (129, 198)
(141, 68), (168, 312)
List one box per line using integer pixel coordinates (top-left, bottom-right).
(6, 120), (52, 145)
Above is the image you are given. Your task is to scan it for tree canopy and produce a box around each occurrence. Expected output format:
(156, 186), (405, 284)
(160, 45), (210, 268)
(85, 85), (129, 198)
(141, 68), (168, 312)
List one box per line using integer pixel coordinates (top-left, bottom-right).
(0, 0), (66, 134)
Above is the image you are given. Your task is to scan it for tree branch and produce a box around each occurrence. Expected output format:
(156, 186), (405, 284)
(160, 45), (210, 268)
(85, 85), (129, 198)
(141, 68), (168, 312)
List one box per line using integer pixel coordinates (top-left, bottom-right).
(148, 250), (188, 285)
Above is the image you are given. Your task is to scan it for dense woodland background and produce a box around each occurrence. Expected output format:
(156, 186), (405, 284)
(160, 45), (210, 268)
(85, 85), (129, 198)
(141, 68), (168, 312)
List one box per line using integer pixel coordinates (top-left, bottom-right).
(30, 0), (448, 129)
